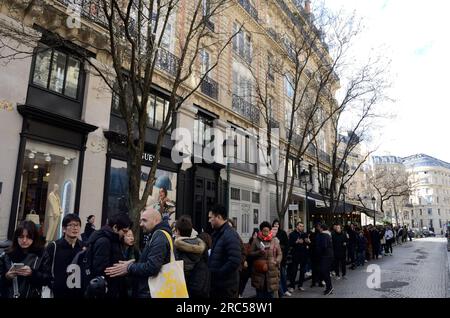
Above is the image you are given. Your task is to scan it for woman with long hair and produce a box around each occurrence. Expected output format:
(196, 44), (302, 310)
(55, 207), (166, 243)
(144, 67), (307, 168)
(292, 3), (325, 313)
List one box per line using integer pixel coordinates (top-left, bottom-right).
(0, 221), (44, 298)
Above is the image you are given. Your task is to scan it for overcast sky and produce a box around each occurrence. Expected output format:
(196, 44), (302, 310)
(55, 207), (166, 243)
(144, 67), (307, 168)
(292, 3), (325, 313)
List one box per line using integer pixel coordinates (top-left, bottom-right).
(325, 0), (450, 163)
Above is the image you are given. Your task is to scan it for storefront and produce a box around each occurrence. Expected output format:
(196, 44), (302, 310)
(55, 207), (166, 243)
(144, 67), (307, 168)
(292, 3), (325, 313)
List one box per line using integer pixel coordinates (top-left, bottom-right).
(102, 131), (179, 225)
(8, 105), (97, 240)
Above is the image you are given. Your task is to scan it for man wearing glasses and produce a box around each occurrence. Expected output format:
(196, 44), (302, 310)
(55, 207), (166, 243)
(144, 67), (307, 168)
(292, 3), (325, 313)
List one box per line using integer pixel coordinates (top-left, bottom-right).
(35, 214), (84, 298)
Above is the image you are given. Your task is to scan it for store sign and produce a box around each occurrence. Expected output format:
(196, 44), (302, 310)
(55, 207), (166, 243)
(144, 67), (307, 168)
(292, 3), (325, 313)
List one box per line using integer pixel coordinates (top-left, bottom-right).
(142, 152), (155, 164)
(289, 204), (298, 211)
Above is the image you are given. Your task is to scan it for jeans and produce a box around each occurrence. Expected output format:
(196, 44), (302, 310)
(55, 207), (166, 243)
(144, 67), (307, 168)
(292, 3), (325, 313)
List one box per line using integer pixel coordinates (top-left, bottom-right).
(288, 258), (307, 288)
(384, 239), (393, 254)
(278, 265), (288, 296)
(334, 257), (346, 277)
(320, 257), (333, 290)
(356, 251), (365, 266)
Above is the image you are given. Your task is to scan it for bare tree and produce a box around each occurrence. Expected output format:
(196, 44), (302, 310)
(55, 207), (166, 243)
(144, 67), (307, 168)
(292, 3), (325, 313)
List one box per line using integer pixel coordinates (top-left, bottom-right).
(368, 166), (412, 221)
(0, 0), (239, 242)
(239, 1), (387, 228)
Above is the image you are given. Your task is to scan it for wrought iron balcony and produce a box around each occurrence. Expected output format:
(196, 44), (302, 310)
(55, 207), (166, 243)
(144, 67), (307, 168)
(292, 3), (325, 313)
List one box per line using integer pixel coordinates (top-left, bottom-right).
(156, 48), (179, 77)
(267, 27), (279, 42)
(232, 95), (260, 125)
(201, 76), (219, 100)
(318, 148), (331, 164)
(238, 0), (258, 22)
(268, 118), (279, 129)
(57, 0), (108, 27)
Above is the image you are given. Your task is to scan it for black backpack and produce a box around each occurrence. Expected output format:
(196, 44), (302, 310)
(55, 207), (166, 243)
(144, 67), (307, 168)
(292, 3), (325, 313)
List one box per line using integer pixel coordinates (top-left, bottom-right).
(69, 238), (111, 298)
(186, 254), (210, 298)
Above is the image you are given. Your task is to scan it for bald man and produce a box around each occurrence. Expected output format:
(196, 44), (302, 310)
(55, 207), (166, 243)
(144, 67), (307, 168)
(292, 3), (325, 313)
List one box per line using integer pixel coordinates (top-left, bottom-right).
(105, 207), (172, 298)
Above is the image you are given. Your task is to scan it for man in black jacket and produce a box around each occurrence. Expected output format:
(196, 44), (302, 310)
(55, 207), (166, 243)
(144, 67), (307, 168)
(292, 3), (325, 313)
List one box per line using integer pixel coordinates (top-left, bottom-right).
(105, 207), (172, 298)
(332, 224), (348, 280)
(287, 222), (309, 292)
(208, 204), (241, 298)
(87, 213), (131, 298)
(36, 214), (84, 298)
(316, 224), (334, 295)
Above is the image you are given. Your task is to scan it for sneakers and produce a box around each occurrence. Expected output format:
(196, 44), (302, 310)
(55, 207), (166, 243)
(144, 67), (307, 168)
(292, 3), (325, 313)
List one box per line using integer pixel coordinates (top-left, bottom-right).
(284, 291), (292, 297)
(323, 288), (334, 295)
(298, 287), (305, 291)
(287, 287), (294, 293)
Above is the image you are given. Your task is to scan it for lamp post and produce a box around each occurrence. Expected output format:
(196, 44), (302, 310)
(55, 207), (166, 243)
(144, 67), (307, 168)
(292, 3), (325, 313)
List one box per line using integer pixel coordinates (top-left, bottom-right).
(371, 196), (376, 225)
(300, 169), (310, 231)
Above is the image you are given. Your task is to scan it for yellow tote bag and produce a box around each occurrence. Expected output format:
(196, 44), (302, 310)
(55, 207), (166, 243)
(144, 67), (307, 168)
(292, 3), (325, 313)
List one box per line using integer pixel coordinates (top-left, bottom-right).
(148, 230), (189, 298)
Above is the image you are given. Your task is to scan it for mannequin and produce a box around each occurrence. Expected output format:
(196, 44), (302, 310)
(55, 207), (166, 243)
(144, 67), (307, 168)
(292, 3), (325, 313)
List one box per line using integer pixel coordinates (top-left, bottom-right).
(46, 184), (62, 242)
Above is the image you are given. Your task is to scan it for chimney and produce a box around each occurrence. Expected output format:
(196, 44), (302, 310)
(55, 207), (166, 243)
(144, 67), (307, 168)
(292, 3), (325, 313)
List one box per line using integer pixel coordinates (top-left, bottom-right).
(304, 0), (311, 14)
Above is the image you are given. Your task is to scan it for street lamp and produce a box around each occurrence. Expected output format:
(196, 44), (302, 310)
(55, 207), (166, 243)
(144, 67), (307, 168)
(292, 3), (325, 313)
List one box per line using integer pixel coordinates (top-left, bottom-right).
(371, 196), (376, 225)
(300, 169), (310, 231)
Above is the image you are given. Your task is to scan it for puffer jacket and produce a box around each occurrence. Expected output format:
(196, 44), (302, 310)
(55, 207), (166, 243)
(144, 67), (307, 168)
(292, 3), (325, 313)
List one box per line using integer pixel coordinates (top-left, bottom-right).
(127, 221), (172, 298)
(175, 236), (209, 298)
(0, 249), (42, 298)
(249, 237), (282, 292)
(208, 222), (241, 295)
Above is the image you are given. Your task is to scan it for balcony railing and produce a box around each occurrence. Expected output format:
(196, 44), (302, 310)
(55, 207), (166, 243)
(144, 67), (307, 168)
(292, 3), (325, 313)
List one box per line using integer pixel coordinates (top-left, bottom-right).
(156, 48), (179, 77)
(238, 0), (258, 22)
(268, 118), (279, 129)
(267, 27), (279, 42)
(318, 148), (331, 164)
(232, 95), (260, 125)
(57, 0), (108, 27)
(201, 76), (219, 100)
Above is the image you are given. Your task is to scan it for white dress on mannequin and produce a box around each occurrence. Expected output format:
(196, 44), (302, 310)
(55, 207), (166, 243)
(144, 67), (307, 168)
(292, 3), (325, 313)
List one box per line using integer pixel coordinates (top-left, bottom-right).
(46, 191), (62, 242)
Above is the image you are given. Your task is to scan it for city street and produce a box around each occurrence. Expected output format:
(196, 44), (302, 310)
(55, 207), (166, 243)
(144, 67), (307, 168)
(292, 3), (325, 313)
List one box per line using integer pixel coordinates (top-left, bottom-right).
(243, 237), (449, 298)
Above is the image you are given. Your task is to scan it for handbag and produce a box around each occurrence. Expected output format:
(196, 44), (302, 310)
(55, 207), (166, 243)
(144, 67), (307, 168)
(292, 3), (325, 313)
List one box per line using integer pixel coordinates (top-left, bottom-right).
(253, 258), (268, 273)
(41, 242), (56, 298)
(147, 230), (189, 298)
(25, 210), (40, 225)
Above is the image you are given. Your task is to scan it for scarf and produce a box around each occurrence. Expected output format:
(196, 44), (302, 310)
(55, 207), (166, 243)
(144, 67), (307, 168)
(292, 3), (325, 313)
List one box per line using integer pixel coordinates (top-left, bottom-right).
(258, 231), (273, 242)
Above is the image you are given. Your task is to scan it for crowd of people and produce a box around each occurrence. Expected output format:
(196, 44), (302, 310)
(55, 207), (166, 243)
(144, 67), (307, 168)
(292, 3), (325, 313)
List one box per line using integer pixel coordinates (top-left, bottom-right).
(0, 204), (412, 299)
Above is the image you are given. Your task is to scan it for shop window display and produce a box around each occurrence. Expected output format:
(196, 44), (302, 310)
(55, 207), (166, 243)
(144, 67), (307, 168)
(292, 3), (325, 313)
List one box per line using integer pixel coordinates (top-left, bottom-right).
(108, 159), (177, 225)
(17, 140), (79, 242)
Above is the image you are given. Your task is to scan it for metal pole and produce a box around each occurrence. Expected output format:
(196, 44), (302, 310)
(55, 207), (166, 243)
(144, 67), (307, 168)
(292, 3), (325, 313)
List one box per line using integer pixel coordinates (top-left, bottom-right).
(305, 180), (309, 232)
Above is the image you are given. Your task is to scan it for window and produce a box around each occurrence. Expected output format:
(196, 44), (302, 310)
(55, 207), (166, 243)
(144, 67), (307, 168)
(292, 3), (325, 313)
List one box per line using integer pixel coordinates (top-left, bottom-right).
(268, 52), (274, 81)
(233, 23), (252, 63)
(438, 208), (440, 215)
(241, 190), (250, 201)
(252, 192), (260, 203)
(429, 219), (433, 229)
(32, 45), (82, 99)
(193, 113), (213, 146)
(420, 219), (423, 228)
(202, 0), (211, 16)
(419, 209), (422, 216)
(231, 187), (240, 200)
(439, 219), (442, 228)
(284, 75), (294, 99)
(428, 208), (432, 215)
(232, 69), (253, 103)
(200, 49), (210, 77)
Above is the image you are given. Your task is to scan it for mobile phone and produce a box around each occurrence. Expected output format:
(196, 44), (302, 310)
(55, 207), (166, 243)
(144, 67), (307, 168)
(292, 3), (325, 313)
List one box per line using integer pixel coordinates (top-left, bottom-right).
(12, 263), (25, 270)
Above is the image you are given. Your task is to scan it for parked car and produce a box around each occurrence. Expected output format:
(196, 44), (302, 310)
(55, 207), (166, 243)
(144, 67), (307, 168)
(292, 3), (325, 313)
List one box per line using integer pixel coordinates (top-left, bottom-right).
(422, 227), (436, 237)
(411, 228), (423, 238)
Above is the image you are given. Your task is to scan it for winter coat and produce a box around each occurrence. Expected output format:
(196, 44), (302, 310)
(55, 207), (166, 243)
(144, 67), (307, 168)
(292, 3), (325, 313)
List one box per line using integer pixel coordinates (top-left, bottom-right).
(127, 221), (172, 298)
(370, 230), (381, 248)
(315, 231), (334, 260)
(175, 236), (209, 298)
(331, 231), (348, 259)
(276, 229), (289, 267)
(87, 225), (127, 298)
(0, 249), (42, 298)
(357, 235), (368, 252)
(208, 223), (241, 295)
(288, 230), (309, 262)
(249, 237), (282, 292)
(35, 238), (84, 298)
(82, 223), (95, 242)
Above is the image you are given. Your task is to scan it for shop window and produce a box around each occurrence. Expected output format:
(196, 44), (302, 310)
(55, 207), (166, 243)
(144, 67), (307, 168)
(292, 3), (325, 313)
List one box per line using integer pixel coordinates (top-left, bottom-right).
(31, 45), (81, 99)
(252, 192), (260, 203)
(107, 159), (177, 225)
(17, 140), (79, 241)
(231, 187), (240, 200)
